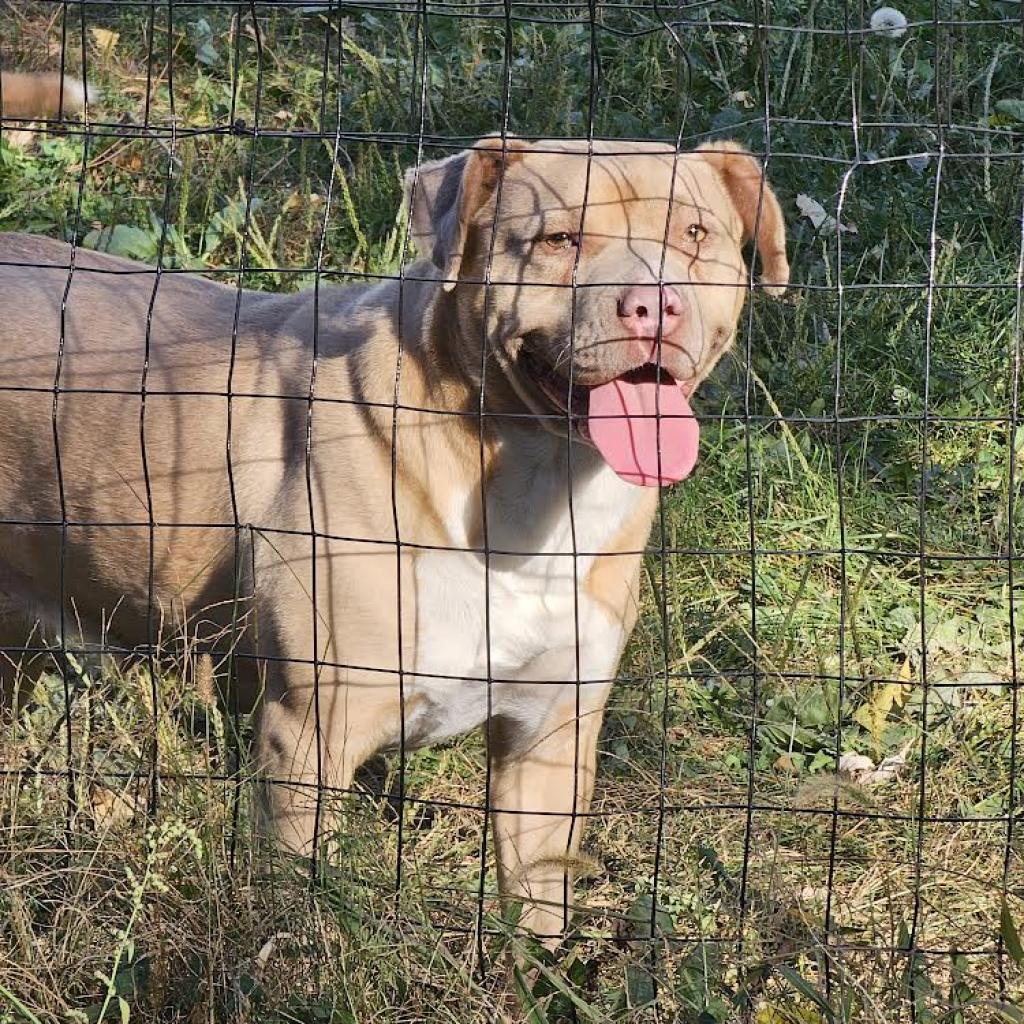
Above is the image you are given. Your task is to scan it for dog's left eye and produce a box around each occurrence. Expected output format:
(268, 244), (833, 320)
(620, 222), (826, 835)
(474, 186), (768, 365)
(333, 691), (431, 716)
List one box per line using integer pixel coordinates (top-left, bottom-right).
(686, 224), (708, 243)
(542, 232), (578, 251)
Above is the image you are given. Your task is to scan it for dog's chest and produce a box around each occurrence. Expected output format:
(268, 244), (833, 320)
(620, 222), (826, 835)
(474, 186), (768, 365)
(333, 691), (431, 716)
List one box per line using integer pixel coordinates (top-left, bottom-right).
(403, 456), (648, 747)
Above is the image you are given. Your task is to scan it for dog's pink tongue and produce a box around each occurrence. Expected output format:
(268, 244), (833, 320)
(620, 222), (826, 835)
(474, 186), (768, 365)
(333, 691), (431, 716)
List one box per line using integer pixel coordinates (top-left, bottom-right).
(587, 377), (699, 487)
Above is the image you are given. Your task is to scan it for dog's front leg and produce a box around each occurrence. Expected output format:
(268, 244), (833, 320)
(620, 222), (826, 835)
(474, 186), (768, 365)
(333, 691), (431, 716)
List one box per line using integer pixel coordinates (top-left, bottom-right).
(489, 679), (611, 941)
(257, 671), (391, 857)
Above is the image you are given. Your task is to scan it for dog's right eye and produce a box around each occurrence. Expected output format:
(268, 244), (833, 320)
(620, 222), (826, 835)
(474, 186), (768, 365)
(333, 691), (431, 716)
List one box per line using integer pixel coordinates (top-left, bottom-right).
(541, 232), (577, 251)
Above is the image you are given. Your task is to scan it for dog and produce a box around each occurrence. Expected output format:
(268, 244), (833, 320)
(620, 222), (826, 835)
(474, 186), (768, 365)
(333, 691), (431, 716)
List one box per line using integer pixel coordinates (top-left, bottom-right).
(0, 70), (88, 119)
(0, 132), (787, 937)
(0, 71), (89, 149)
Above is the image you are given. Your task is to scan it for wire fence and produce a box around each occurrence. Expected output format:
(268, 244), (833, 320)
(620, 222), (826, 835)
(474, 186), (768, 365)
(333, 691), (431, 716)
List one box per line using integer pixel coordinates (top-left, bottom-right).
(1, 1), (1023, 1020)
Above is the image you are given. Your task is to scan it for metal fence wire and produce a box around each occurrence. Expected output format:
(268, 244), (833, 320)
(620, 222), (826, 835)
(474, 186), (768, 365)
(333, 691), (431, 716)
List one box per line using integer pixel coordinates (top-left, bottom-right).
(1, 1), (1023, 1020)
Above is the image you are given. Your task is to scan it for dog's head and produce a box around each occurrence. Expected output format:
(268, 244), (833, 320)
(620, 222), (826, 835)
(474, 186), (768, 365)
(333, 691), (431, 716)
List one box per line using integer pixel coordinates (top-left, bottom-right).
(406, 137), (788, 486)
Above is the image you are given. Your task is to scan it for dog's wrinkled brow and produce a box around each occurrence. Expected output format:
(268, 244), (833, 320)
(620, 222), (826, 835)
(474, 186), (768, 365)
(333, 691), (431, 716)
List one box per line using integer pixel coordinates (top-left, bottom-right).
(493, 197), (722, 232)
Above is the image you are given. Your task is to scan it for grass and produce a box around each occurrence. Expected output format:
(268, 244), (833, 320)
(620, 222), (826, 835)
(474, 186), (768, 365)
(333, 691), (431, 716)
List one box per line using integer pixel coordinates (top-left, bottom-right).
(2, 0), (1024, 1020)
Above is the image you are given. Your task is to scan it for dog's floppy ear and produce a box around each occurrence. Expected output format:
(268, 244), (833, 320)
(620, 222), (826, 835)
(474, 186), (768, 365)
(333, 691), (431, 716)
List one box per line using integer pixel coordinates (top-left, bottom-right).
(696, 141), (789, 297)
(404, 135), (527, 292)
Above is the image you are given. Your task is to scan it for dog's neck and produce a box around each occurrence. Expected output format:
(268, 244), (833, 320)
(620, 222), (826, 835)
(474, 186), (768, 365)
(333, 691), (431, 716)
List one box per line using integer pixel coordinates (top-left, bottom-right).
(406, 283), (644, 556)
(419, 283), (590, 453)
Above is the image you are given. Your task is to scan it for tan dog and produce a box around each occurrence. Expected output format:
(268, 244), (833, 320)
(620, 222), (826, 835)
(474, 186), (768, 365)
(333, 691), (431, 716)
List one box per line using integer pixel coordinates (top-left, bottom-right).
(0, 135), (787, 937)
(0, 71), (89, 148)
(0, 71), (87, 119)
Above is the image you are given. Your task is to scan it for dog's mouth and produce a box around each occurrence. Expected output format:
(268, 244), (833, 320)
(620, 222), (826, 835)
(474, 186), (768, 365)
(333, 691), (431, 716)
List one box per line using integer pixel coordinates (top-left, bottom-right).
(519, 346), (596, 424)
(519, 348), (700, 488)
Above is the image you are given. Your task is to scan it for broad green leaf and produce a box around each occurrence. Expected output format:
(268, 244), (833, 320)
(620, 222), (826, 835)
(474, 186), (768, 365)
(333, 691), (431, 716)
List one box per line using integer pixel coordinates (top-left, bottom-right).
(996, 99), (1024, 123)
(625, 963), (656, 1008)
(83, 224), (155, 261)
(1000, 899), (1024, 966)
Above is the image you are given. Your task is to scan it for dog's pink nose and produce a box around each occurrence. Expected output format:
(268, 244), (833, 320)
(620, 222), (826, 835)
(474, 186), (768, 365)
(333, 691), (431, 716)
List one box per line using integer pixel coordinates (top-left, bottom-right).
(616, 284), (684, 337)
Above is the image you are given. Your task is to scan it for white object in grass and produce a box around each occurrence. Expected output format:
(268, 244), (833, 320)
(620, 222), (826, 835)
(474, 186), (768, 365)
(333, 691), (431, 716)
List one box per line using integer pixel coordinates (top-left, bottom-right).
(870, 6), (909, 38)
(839, 747), (911, 786)
(796, 193), (857, 237)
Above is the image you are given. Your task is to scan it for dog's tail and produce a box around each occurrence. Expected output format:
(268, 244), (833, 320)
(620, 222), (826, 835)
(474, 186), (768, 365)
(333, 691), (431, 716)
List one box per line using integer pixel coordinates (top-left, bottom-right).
(0, 71), (89, 119)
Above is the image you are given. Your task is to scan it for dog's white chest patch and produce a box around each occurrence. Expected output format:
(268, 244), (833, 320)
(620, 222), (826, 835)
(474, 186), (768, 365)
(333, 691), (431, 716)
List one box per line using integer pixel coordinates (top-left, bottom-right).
(403, 446), (647, 749)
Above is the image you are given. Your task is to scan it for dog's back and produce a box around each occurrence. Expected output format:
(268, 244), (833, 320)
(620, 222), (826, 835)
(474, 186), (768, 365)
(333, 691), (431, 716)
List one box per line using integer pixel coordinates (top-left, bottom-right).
(1, 71), (87, 119)
(0, 232), (417, 661)
(0, 233), (312, 650)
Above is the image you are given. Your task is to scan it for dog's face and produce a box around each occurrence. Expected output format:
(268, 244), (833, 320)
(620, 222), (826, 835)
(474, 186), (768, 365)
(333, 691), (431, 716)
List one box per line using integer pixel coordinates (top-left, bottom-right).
(408, 138), (788, 486)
